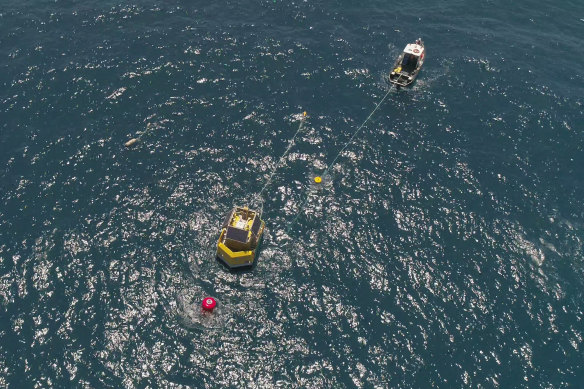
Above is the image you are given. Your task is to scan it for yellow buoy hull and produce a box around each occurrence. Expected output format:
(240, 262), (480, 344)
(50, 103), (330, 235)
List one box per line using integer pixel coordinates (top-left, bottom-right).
(216, 210), (265, 269)
(216, 241), (256, 268)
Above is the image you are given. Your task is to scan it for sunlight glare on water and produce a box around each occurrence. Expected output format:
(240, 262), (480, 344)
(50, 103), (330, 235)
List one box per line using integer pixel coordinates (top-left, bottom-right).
(0, 0), (583, 387)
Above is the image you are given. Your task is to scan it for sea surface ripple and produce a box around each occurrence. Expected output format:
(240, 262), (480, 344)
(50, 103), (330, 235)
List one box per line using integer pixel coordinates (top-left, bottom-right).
(1, 0), (583, 387)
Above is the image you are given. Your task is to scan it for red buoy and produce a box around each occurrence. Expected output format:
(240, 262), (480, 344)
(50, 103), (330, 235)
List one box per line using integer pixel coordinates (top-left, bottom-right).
(201, 297), (217, 312)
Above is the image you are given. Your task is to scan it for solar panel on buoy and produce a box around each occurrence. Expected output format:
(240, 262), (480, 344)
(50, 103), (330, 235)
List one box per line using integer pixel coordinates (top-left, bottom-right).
(251, 217), (261, 236)
(225, 226), (248, 243)
(221, 210), (234, 229)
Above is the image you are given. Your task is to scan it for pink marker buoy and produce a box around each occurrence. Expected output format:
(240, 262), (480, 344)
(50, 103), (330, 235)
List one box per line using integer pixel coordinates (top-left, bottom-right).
(201, 297), (217, 313)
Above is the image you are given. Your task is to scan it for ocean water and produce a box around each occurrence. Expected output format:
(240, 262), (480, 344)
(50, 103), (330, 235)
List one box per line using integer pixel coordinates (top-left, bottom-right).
(1, 0), (583, 387)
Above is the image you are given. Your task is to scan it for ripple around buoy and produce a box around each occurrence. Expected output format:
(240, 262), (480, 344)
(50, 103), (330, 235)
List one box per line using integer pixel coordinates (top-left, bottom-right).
(177, 293), (230, 330)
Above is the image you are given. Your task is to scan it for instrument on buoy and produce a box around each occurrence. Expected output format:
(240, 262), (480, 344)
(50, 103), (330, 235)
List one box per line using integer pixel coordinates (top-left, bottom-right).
(216, 206), (265, 270)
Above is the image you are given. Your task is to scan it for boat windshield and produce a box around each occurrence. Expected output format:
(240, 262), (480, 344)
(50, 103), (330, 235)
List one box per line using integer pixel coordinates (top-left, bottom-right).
(401, 54), (418, 71)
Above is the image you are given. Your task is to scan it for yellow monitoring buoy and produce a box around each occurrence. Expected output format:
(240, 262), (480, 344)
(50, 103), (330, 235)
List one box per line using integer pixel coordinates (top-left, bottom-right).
(314, 176), (322, 184)
(303, 111), (307, 117)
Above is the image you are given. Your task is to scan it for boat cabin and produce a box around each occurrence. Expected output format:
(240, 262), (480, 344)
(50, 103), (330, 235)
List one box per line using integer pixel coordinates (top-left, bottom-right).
(402, 43), (424, 69)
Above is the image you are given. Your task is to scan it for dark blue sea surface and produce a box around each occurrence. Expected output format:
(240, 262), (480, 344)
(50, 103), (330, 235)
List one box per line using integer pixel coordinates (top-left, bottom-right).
(1, 0), (583, 387)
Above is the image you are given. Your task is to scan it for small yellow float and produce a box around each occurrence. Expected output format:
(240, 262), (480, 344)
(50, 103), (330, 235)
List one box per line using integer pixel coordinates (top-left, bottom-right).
(216, 206), (265, 270)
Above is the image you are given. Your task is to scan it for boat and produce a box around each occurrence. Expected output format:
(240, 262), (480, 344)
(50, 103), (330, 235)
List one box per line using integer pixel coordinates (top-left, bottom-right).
(388, 38), (425, 87)
(216, 205), (265, 269)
